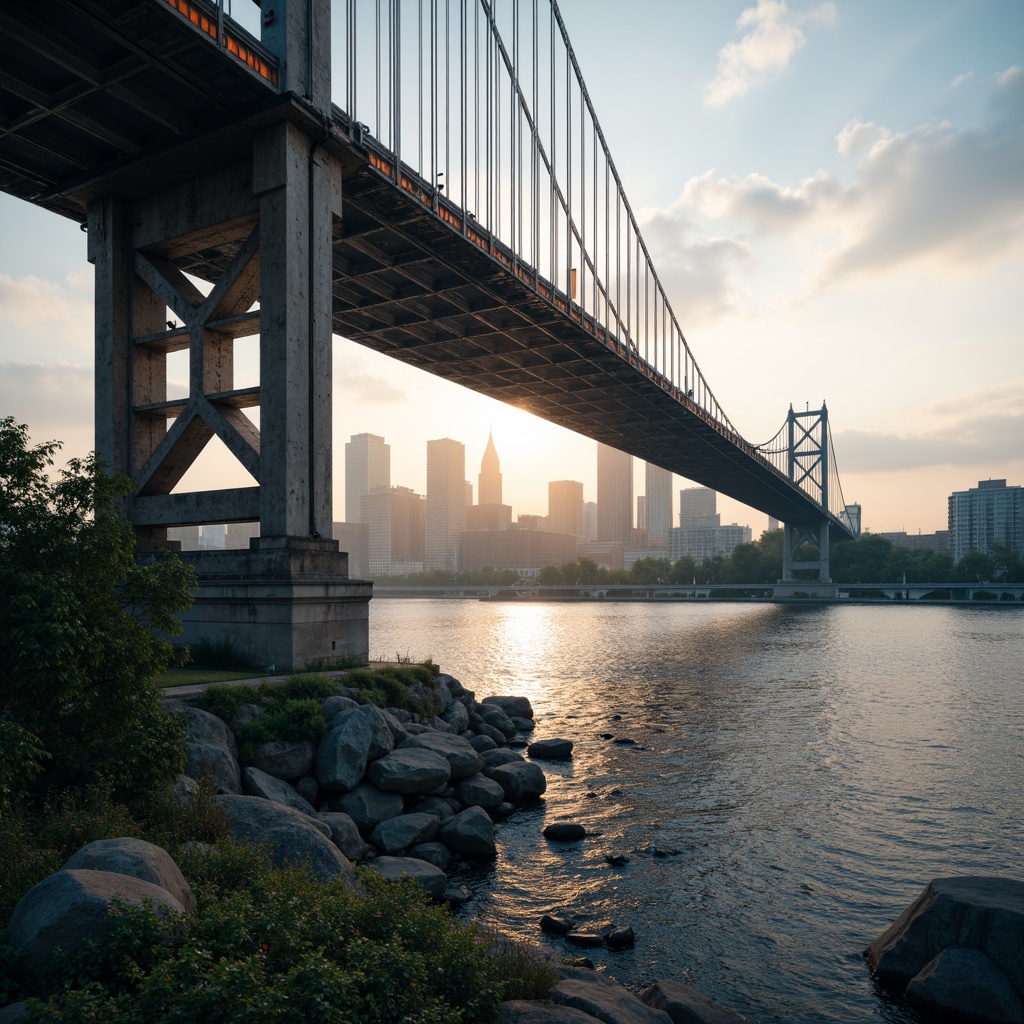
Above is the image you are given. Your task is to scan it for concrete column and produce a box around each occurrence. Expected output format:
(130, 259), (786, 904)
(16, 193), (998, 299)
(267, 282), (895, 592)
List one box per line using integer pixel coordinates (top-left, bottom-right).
(259, 0), (332, 112)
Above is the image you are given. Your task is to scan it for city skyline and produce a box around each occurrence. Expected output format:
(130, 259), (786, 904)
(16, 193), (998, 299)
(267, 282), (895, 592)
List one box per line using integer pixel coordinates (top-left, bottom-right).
(0, 0), (1020, 536)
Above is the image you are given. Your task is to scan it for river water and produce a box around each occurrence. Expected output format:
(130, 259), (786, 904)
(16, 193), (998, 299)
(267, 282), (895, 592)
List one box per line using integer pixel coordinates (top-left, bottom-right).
(369, 599), (1024, 1023)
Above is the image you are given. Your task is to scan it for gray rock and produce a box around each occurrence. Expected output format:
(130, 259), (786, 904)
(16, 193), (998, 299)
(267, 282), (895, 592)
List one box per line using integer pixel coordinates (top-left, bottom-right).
(217, 795), (353, 884)
(399, 733), (483, 778)
(368, 747), (451, 794)
(491, 801), (517, 821)
(438, 806), (496, 860)
(473, 720), (508, 747)
(340, 704), (395, 761)
(865, 876), (1024, 997)
(62, 837), (195, 914)
(511, 717), (536, 733)
(488, 761), (548, 802)
(409, 795), (456, 821)
(551, 975), (673, 1024)
(493, 1001), (599, 1024)
(483, 749), (525, 769)
(330, 784), (405, 832)
(178, 705), (237, 753)
(377, 706), (409, 746)
(242, 766), (318, 816)
(6, 869), (185, 977)
(607, 926), (636, 950)
(640, 980), (750, 1024)
(529, 738), (574, 761)
(317, 812), (373, 861)
(477, 704), (517, 739)
(565, 932), (604, 948)
(541, 914), (575, 935)
(368, 856), (448, 900)
(409, 842), (452, 870)
(386, 706), (413, 723)
(422, 715), (457, 734)
(370, 812), (442, 855)
(315, 708), (386, 793)
(184, 742), (242, 795)
(172, 774), (199, 805)
(444, 884), (472, 909)
(294, 775), (319, 806)
(442, 700), (470, 733)
(544, 822), (586, 842)
(456, 772), (506, 809)
(469, 733), (498, 753)
(231, 702), (263, 727)
(482, 695), (535, 720)
(254, 740), (314, 780)
(402, 722), (434, 736)
(0, 1002), (28, 1023)
(432, 677), (454, 710)
(906, 948), (1023, 1024)
(322, 695), (360, 718)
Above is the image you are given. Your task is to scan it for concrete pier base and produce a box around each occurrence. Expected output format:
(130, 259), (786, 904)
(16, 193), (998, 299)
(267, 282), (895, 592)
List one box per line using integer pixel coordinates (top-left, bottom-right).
(772, 581), (839, 600)
(173, 538), (371, 670)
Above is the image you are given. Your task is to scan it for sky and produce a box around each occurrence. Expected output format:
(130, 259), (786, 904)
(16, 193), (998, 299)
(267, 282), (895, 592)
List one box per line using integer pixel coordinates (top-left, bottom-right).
(1, 0), (1022, 536)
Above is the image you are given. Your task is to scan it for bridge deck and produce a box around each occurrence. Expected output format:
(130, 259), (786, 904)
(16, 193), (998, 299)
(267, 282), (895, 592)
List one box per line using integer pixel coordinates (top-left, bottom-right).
(0, 0), (851, 535)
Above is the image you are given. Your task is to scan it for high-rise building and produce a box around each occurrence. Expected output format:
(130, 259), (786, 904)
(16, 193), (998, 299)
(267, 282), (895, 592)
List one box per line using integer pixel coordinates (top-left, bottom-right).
(842, 504), (862, 538)
(478, 431), (502, 505)
(645, 463), (672, 547)
(582, 501), (598, 540)
(948, 479), (1023, 564)
(679, 486), (718, 528)
(549, 480), (584, 537)
(636, 495), (647, 531)
(597, 442), (632, 543)
(426, 438), (466, 570)
(362, 485), (426, 574)
(669, 523), (752, 563)
(345, 433), (390, 523)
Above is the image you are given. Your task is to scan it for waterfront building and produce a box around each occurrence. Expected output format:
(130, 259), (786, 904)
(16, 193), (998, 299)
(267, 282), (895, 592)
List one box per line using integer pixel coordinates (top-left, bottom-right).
(345, 433), (390, 524)
(645, 463), (673, 547)
(679, 486), (718, 528)
(586, 539), (624, 570)
(426, 438), (467, 571)
(948, 479), (1023, 563)
(362, 485), (426, 575)
(669, 523), (752, 563)
(458, 528), (577, 572)
(549, 480), (584, 537)
(597, 442), (632, 543)
(878, 530), (949, 553)
(582, 501), (598, 540)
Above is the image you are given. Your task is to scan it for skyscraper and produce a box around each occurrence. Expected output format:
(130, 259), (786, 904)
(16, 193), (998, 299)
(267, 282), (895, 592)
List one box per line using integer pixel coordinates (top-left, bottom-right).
(478, 431), (502, 506)
(645, 462), (672, 547)
(596, 442), (632, 543)
(948, 479), (1023, 563)
(549, 480), (584, 537)
(426, 438), (466, 570)
(362, 485), (426, 573)
(345, 433), (390, 523)
(679, 486), (718, 527)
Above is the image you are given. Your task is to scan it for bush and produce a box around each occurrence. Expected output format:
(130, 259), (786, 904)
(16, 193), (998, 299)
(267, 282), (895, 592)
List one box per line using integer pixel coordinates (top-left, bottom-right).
(188, 634), (251, 670)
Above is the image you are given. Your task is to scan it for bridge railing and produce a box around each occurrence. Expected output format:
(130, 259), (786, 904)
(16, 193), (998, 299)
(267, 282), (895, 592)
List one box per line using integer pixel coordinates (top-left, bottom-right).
(336, 0), (738, 434)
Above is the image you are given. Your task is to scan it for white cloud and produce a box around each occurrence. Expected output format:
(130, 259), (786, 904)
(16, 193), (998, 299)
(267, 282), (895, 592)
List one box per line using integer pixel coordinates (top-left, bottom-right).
(705, 0), (837, 108)
(0, 273), (94, 358)
(333, 349), (410, 404)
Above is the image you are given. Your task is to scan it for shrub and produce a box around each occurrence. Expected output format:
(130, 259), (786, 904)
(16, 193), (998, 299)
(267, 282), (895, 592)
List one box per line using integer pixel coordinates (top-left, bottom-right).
(234, 699), (328, 767)
(188, 634), (251, 670)
(278, 673), (338, 702)
(196, 682), (265, 724)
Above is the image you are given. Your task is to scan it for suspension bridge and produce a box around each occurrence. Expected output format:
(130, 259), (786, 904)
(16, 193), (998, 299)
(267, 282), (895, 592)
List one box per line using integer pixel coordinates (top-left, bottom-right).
(0, 0), (857, 666)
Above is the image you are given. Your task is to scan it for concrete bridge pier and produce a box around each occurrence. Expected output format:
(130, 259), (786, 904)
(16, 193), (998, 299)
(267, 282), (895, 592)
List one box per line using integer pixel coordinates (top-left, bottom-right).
(774, 520), (838, 599)
(88, 0), (371, 669)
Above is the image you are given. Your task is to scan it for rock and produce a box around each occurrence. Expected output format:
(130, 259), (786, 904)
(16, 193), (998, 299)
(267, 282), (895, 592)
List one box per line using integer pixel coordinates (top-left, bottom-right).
(438, 806), (497, 860)
(317, 812), (372, 861)
(905, 948), (1023, 1024)
(488, 761), (547, 802)
(606, 854), (631, 867)
(469, 733), (498, 753)
(177, 706), (241, 794)
(490, 801), (517, 821)
(640, 980), (750, 1024)
(422, 715), (457, 734)
(550, 975), (673, 1024)
(62, 837), (195, 914)
(606, 926), (636, 950)
(367, 747), (451, 795)
(370, 812), (442, 855)
(0, 1002), (28, 1022)
(172, 773), (198, 804)
(322, 694), (360, 718)
(231, 702), (263, 727)
(178, 705), (237, 753)
(432, 677), (453, 709)
(476, 704), (517, 739)
(444, 885), (472, 909)
(441, 700), (470, 733)
(368, 856), (448, 900)
(217, 795), (353, 884)
(512, 717), (536, 733)
(254, 740), (314, 780)
(6, 869), (185, 977)
(377, 706), (409, 746)
(400, 732), (485, 779)
(493, 1001), (599, 1024)
(562, 958), (594, 969)
(541, 914), (575, 935)
(409, 842), (452, 870)
(482, 695), (535, 721)
(565, 932), (604, 948)
(241, 766), (318, 816)
(386, 707), (413, 724)
(483, 749), (524, 769)
(544, 822), (586, 842)
(529, 738), (574, 761)
(865, 876), (1024, 997)
(508, 738), (529, 749)
(474, 720), (509, 747)
(456, 772), (506, 809)
(409, 795), (457, 822)
(316, 705), (394, 793)
(330, 784), (404, 833)
(294, 775), (319, 806)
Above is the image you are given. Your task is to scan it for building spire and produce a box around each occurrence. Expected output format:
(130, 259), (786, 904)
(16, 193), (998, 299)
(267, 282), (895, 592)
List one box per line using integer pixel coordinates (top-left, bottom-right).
(479, 430), (502, 505)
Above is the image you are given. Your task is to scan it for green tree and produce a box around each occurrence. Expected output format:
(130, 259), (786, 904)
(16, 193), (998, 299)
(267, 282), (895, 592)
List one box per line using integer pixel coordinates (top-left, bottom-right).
(630, 557), (671, 584)
(0, 418), (196, 805)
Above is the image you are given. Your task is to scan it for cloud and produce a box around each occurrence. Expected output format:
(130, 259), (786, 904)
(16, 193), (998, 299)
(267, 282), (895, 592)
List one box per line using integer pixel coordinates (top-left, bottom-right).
(0, 272), (94, 357)
(705, 0), (837, 108)
(834, 379), (1024, 472)
(333, 351), (410, 404)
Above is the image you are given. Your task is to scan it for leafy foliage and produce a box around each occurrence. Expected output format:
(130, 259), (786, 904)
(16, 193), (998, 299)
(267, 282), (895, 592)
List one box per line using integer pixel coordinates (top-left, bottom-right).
(0, 418), (196, 805)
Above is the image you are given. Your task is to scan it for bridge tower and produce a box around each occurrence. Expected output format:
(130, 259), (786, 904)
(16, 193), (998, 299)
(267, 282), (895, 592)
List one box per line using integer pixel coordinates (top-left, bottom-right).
(89, 0), (370, 669)
(775, 404), (838, 599)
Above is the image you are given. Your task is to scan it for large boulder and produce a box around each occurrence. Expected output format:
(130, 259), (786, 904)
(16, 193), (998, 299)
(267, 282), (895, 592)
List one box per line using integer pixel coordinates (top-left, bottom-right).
(493, 1002), (601, 1024)
(62, 837), (195, 914)
(487, 761), (547, 802)
(368, 856), (448, 901)
(438, 806), (496, 860)
(475, 704), (517, 740)
(455, 772), (506, 809)
(315, 707), (390, 793)
(905, 948), (1023, 1024)
(400, 733), (485, 779)
(6, 869), (185, 977)
(528, 738), (573, 761)
(482, 695), (534, 721)
(317, 812), (373, 861)
(640, 980), (750, 1024)
(367, 747), (451, 795)
(217, 795), (354, 884)
(254, 740), (314, 780)
(441, 700), (470, 733)
(177, 706), (241, 794)
(370, 812), (442, 855)
(550, 974), (673, 1024)
(178, 705), (236, 753)
(241, 766), (318, 817)
(322, 695), (360, 719)
(865, 876), (1024, 998)
(482, 749), (524, 769)
(329, 784), (405, 833)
